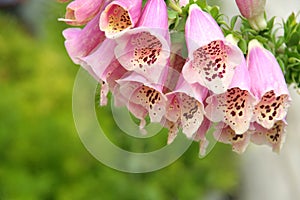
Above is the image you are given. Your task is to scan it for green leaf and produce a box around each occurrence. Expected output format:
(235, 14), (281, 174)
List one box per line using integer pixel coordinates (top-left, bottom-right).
(168, 9), (178, 19)
(230, 16), (238, 29)
(195, 0), (207, 9)
(287, 32), (300, 47)
(276, 57), (286, 73)
(275, 36), (285, 49)
(238, 39), (247, 54)
(267, 16), (275, 30)
(209, 6), (219, 19)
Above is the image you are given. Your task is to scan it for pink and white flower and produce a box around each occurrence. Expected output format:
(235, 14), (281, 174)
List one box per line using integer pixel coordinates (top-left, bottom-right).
(205, 58), (257, 134)
(165, 77), (208, 138)
(182, 4), (243, 94)
(117, 72), (168, 123)
(61, 0), (106, 26)
(100, 0), (142, 38)
(63, 13), (106, 80)
(247, 39), (291, 129)
(114, 0), (170, 83)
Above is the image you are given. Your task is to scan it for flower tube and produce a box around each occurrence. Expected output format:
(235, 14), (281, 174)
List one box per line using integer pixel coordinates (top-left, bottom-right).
(247, 39), (291, 129)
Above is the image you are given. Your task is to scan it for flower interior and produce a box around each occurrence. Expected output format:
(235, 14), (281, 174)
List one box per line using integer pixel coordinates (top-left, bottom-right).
(217, 87), (253, 134)
(131, 85), (165, 122)
(179, 93), (204, 136)
(106, 5), (132, 34)
(254, 90), (289, 129)
(129, 32), (162, 71)
(191, 40), (229, 89)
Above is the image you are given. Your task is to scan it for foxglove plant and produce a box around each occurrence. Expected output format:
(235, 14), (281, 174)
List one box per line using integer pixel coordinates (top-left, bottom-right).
(61, 0), (298, 156)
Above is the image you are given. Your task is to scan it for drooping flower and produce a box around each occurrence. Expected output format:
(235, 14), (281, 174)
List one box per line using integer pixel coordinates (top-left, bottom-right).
(182, 4), (243, 94)
(247, 39), (291, 129)
(165, 76), (208, 138)
(99, 0), (142, 38)
(251, 120), (287, 153)
(213, 123), (251, 154)
(205, 58), (257, 134)
(63, 13), (106, 80)
(235, 0), (267, 30)
(61, 0), (106, 26)
(117, 72), (167, 123)
(114, 0), (170, 83)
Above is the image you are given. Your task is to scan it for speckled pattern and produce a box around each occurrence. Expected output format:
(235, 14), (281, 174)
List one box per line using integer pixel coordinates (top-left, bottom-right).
(107, 5), (132, 34)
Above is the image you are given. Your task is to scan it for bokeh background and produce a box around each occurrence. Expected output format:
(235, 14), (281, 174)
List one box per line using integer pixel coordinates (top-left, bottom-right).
(0, 0), (299, 199)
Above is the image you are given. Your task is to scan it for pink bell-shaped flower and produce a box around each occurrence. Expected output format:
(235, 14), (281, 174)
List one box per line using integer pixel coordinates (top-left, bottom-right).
(61, 0), (106, 26)
(182, 4), (243, 94)
(205, 58), (257, 134)
(247, 39), (291, 129)
(114, 0), (170, 83)
(116, 72), (168, 123)
(100, 0), (142, 38)
(165, 76), (208, 138)
(63, 13), (106, 80)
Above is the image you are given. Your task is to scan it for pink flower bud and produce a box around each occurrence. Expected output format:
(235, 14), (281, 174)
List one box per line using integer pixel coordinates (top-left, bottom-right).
(235, 0), (267, 30)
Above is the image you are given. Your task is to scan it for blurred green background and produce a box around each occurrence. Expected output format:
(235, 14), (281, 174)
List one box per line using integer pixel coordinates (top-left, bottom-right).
(0, 1), (239, 199)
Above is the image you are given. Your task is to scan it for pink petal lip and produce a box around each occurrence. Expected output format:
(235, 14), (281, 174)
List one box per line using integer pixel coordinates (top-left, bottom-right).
(114, 27), (170, 83)
(165, 77), (207, 138)
(100, 0), (142, 38)
(117, 72), (167, 123)
(213, 123), (251, 154)
(182, 40), (243, 94)
(250, 120), (287, 153)
(204, 59), (257, 134)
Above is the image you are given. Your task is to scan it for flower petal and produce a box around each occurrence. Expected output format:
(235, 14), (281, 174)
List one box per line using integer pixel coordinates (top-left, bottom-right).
(205, 60), (257, 134)
(117, 73), (167, 122)
(213, 123), (251, 154)
(115, 29), (170, 83)
(62, 0), (105, 26)
(179, 93), (204, 138)
(81, 39), (117, 81)
(182, 40), (243, 94)
(100, 0), (142, 38)
(114, 0), (170, 83)
(185, 4), (224, 51)
(63, 13), (106, 65)
(251, 120), (287, 153)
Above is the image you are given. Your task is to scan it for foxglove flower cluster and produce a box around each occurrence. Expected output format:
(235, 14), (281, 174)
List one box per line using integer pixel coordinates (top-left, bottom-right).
(61, 0), (291, 155)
